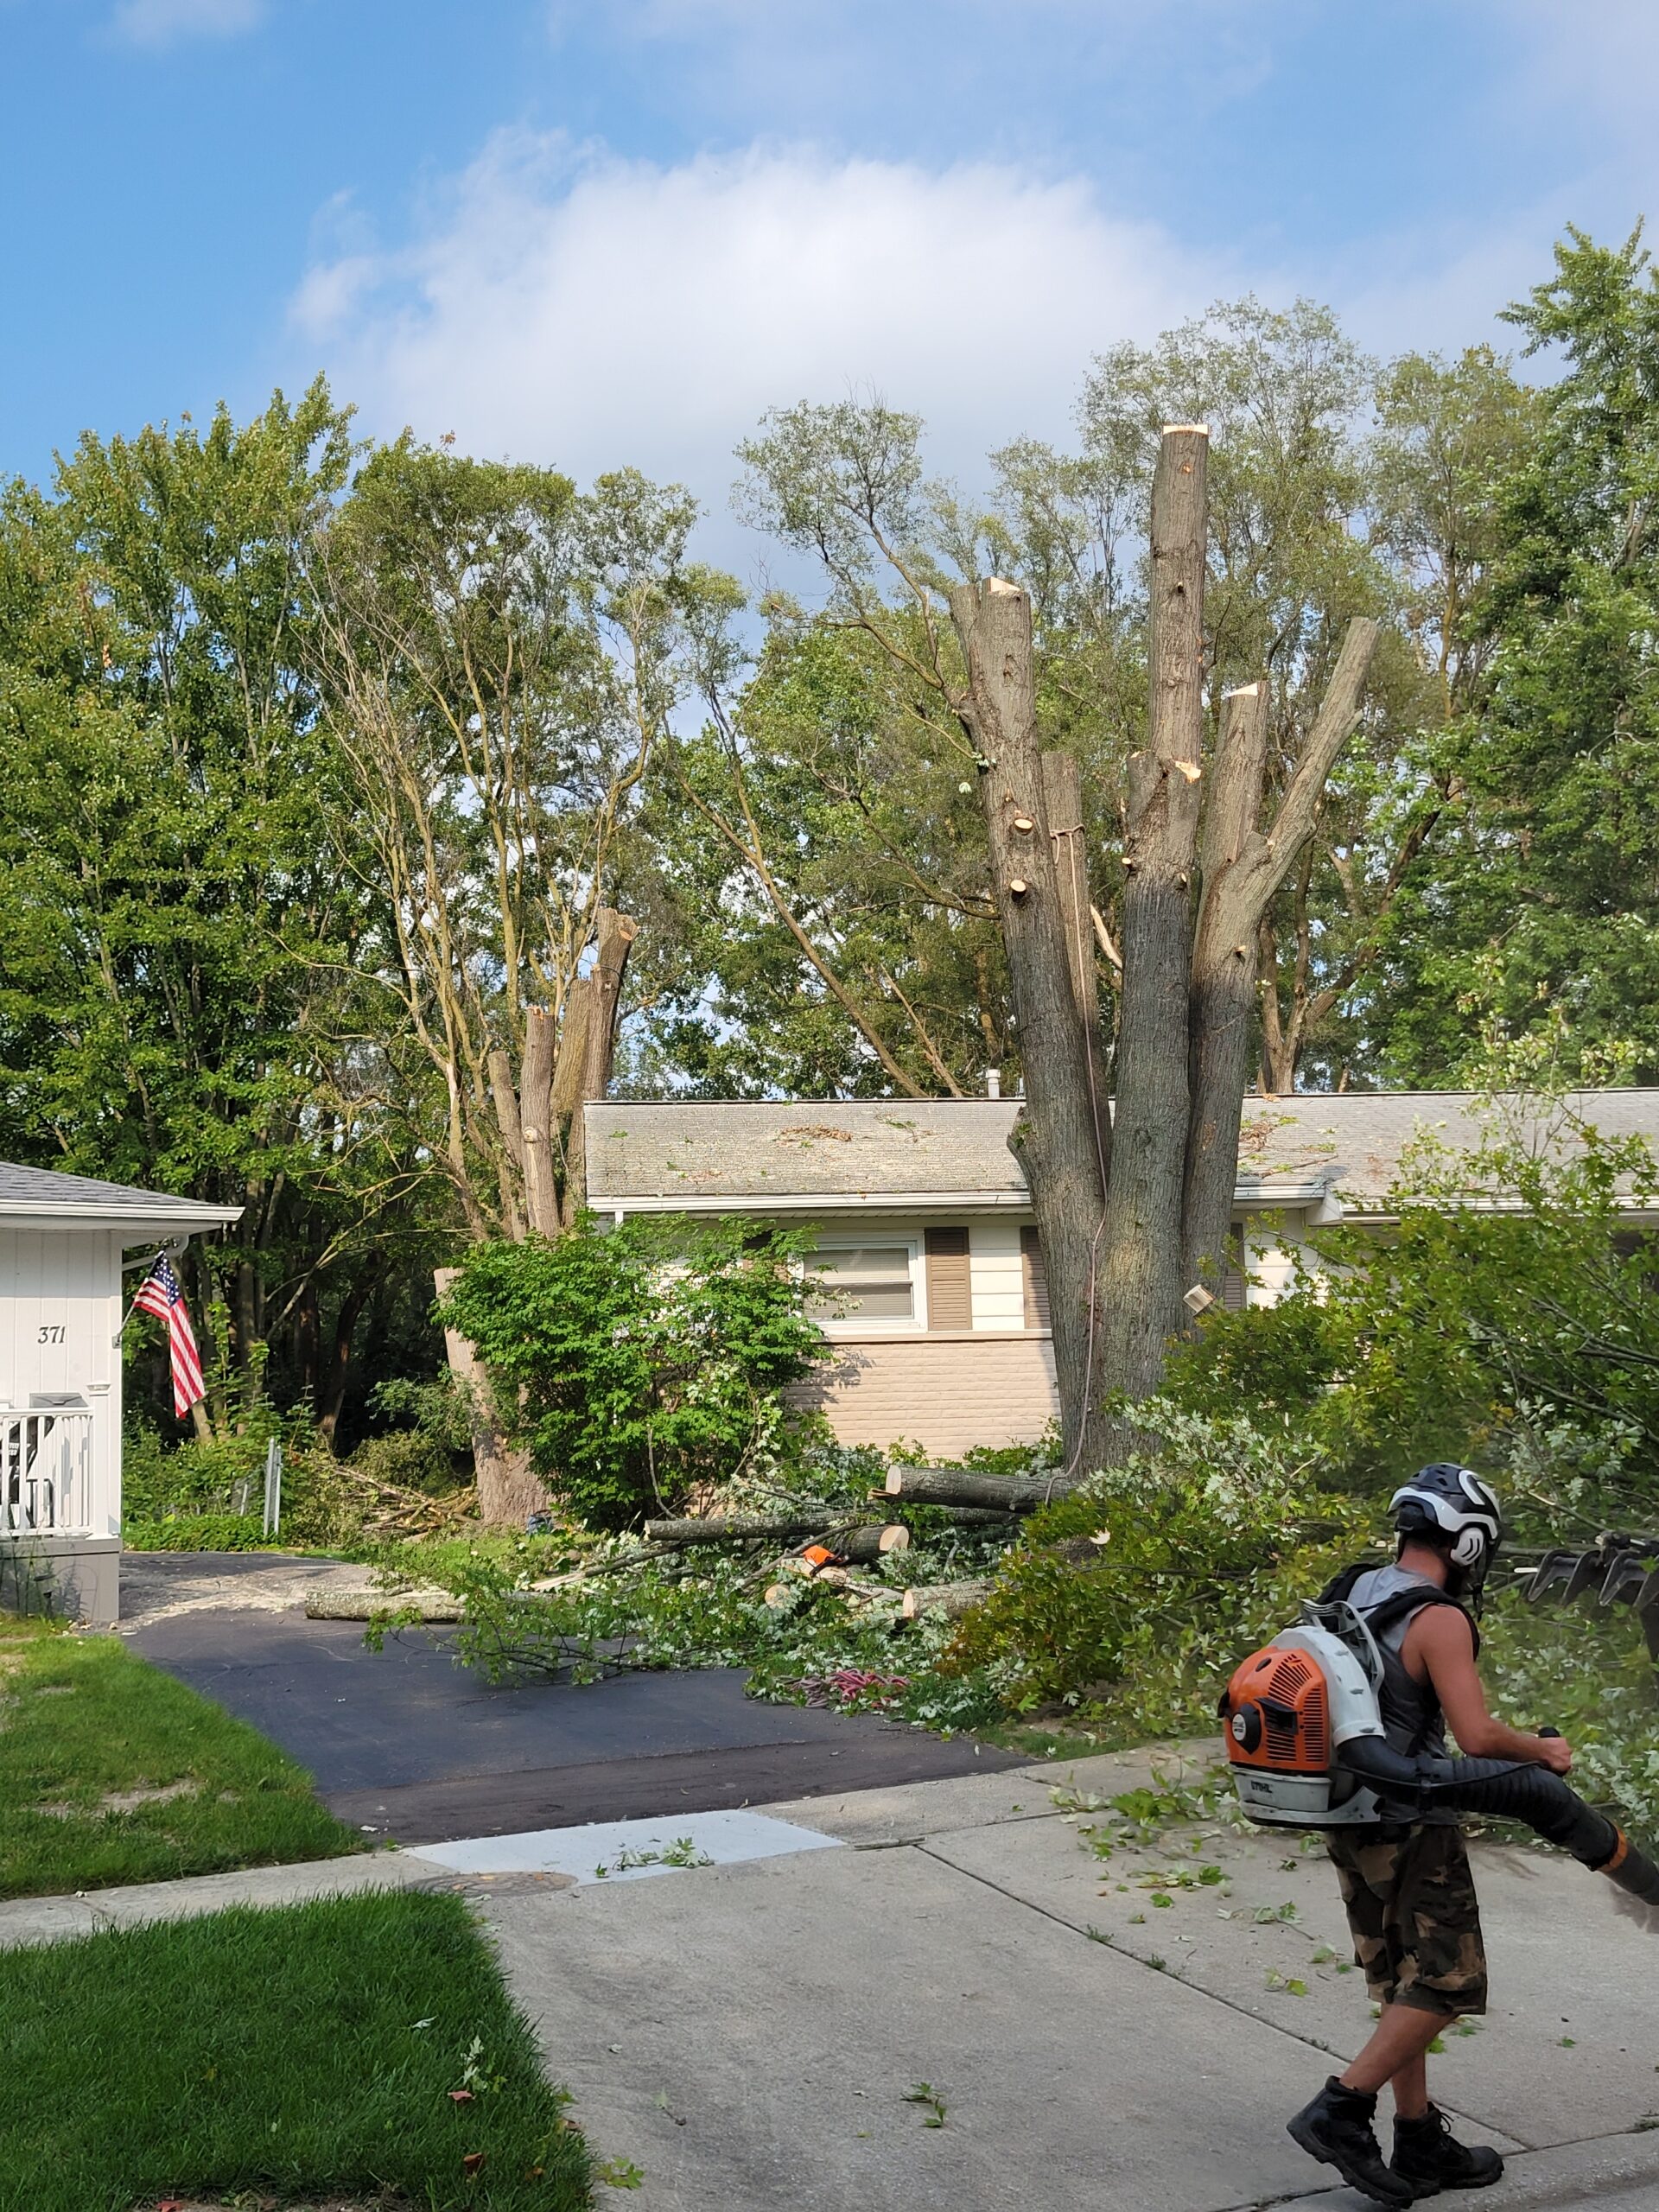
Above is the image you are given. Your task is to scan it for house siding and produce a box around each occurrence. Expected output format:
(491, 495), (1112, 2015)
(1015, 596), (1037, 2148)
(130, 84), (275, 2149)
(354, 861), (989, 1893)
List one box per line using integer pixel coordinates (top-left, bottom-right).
(787, 1332), (1058, 1457)
(0, 1226), (123, 1540)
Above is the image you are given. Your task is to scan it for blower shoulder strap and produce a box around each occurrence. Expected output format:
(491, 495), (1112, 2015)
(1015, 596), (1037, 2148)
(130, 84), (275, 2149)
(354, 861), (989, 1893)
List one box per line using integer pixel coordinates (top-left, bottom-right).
(1316, 1563), (1367, 1605)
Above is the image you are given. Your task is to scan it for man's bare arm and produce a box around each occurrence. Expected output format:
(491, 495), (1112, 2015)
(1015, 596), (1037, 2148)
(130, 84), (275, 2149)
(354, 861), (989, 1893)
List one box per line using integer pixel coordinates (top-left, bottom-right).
(1408, 1606), (1573, 1772)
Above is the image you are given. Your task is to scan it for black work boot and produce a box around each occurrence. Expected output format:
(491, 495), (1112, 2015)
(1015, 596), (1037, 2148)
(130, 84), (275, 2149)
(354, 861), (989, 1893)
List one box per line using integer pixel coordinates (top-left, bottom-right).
(1287, 2076), (1417, 2207)
(1392, 2104), (1504, 2194)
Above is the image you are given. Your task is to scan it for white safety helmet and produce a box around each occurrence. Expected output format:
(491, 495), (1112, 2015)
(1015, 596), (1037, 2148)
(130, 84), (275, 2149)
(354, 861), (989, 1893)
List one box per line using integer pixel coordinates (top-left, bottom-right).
(1390, 1463), (1503, 1586)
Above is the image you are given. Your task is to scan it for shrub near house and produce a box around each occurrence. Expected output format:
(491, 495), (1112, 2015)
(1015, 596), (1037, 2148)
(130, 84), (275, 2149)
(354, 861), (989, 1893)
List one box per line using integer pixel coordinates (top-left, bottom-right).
(439, 1215), (827, 1529)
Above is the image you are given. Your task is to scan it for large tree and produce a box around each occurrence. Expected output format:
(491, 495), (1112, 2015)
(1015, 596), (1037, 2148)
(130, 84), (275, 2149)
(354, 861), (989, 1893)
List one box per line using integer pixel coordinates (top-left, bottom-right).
(0, 383), (429, 1442)
(313, 442), (742, 1512)
(1368, 228), (1659, 1084)
(737, 399), (1377, 1465)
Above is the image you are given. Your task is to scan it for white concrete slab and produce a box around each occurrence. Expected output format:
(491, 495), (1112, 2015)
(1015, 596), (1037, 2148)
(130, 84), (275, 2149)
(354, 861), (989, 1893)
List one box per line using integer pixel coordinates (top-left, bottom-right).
(481, 1839), (1394, 2212)
(408, 1807), (845, 1885)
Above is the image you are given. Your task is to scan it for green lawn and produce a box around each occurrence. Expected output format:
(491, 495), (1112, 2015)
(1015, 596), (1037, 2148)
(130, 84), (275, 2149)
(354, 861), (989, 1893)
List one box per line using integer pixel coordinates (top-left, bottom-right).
(0, 1618), (361, 1898)
(0, 1889), (593, 2211)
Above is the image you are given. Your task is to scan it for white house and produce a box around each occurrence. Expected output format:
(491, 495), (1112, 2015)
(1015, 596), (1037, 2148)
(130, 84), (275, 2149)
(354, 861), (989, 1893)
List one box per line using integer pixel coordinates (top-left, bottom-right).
(0, 1161), (240, 1624)
(583, 1090), (1659, 1460)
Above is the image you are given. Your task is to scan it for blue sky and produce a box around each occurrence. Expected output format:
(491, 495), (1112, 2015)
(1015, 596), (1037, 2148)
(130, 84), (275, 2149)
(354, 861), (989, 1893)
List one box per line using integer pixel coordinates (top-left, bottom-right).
(4, 1), (1657, 573)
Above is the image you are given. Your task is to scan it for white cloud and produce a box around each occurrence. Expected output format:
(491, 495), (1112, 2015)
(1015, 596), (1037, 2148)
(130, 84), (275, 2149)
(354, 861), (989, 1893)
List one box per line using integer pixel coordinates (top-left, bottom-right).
(291, 134), (1232, 567)
(111, 0), (264, 47)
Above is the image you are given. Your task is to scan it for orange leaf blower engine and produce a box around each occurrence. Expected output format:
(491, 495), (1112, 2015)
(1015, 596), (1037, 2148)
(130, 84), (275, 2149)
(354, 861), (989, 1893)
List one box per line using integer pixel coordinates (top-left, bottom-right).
(1220, 1598), (1659, 1914)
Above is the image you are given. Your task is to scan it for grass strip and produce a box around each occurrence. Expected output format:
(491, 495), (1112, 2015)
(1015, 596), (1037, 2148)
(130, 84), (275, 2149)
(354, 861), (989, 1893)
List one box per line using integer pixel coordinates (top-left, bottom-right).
(0, 1888), (592, 2211)
(0, 1619), (360, 1898)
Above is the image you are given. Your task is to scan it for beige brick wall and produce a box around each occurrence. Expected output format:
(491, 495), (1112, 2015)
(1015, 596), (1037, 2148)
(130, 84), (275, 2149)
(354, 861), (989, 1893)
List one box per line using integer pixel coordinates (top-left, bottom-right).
(787, 1332), (1058, 1458)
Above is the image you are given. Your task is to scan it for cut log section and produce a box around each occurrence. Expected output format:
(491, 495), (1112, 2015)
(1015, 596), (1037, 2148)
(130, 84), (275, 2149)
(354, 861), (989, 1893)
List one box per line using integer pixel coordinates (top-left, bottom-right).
(864, 1495), (1019, 1526)
(306, 1585), (463, 1623)
(883, 1465), (1070, 1512)
(901, 1579), (992, 1620)
(830, 1523), (911, 1564)
(643, 1513), (845, 1545)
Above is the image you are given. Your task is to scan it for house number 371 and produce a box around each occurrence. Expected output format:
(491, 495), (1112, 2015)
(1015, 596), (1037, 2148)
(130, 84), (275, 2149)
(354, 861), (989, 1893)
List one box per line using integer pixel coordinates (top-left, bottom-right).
(37, 1325), (66, 1344)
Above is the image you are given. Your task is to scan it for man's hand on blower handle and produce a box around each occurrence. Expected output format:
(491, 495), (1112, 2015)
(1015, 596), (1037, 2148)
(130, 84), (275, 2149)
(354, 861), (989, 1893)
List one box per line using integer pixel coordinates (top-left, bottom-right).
(1533, 1726), (1573, 1777)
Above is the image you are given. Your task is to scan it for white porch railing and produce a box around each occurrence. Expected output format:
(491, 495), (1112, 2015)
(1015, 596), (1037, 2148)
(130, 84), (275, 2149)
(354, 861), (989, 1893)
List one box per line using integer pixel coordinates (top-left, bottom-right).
(1, 1409), (94, 1536)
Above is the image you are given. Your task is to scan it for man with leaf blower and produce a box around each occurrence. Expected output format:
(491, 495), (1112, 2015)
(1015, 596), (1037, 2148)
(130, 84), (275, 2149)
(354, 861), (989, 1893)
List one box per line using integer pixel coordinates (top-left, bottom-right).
(1281, 1465), (1561, 2202)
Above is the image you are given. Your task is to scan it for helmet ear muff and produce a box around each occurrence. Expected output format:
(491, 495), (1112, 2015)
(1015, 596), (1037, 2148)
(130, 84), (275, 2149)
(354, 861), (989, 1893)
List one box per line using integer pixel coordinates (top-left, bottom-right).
(1450, 1524), (1487, 1569)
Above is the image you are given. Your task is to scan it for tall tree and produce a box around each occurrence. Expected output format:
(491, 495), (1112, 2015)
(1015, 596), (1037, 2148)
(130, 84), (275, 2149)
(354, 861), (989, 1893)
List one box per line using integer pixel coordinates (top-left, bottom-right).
(1368, 228), (1659, 1084)
(0, 383), (424, 1441)
(313, 443), (741, 1514)
(737, 400), (1377, 1465)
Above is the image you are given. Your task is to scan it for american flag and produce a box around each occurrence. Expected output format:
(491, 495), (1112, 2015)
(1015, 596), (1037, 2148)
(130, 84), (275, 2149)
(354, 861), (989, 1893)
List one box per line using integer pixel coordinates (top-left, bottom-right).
(134, 1256), (206, 1417)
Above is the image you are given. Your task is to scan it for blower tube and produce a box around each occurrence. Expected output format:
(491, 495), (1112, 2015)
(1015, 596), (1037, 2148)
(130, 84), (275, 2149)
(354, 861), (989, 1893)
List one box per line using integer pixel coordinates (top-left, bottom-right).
(1338, 1735), (1659, 1910)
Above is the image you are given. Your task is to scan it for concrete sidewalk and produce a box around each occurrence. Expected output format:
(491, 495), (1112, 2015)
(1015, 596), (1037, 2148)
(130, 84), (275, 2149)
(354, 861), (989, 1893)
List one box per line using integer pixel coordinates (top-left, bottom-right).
(3, 1745), (1655, 2209)
(480, 1751), (1659, 2212)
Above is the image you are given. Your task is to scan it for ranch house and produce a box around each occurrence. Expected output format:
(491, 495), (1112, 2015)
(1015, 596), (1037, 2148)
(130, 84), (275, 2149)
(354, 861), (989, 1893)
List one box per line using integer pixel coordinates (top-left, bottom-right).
(584, 1090), (1659, 1461)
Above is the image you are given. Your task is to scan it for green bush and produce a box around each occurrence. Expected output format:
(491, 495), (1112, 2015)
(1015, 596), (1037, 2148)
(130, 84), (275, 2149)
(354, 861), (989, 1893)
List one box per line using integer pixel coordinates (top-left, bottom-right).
(438, 1213), (830, 1529)
(943, 1405), (1368, 1733)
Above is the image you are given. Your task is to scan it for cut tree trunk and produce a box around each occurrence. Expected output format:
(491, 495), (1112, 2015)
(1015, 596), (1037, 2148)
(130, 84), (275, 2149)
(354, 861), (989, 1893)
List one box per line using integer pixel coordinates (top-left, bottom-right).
(1098, 426), (1209, 1424)
(884, 1465), (1070, 1512)
(434, 1265), (548, 1527)
(1181, 621), (1379, 1289)
(901, 1580), (992, 1620)
(824, 1524), (911, 1563)
(642, 1512), (855, 1545)
(1182, 681), (1269, 1295)
(518, 1009), (562, 1237)
(947, 579), (1110, 1474)
(558, 907), (637, 1230)
(1041, 747), (1109, 1088)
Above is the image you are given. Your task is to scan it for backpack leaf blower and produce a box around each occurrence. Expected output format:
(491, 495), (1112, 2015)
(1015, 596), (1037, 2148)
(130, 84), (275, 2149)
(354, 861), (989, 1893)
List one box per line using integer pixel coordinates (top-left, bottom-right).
(1219, 1599), (1659, 1912)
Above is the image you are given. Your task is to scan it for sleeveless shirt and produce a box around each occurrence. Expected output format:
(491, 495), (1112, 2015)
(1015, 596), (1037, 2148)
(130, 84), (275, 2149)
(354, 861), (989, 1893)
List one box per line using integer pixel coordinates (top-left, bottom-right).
(1346, 1562), (1460, 1825)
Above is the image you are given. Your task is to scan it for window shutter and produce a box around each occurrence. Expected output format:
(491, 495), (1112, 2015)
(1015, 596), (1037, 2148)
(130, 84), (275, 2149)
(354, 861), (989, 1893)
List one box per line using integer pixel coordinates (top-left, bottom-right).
(925, 1226), (972, 1331)
(1222, 1230), (1248, 1311)
(1020, 1226), (1051, 1330)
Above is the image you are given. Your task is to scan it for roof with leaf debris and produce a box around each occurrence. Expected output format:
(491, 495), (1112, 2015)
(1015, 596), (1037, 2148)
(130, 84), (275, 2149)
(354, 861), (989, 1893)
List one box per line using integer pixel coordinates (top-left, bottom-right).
(584, 1090), (1659, 1215)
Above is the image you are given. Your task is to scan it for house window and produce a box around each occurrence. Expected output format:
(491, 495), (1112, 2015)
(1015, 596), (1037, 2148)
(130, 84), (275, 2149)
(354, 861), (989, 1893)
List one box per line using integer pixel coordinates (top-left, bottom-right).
(924, 1227), (972, 1330)
(807, 1242), (921, 1328)
(1020, 1227), (1050, 1329)
(1223, 1228), (1249, 1310)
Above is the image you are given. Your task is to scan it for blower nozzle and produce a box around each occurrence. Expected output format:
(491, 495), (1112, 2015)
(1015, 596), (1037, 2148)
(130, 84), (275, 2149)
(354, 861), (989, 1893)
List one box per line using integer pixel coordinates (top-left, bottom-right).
(1336, 1736), (1659, 1910)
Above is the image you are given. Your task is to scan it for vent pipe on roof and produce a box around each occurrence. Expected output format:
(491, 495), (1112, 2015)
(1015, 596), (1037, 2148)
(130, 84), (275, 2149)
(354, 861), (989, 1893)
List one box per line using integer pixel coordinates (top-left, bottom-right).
(986, 1069), (1001, 1099)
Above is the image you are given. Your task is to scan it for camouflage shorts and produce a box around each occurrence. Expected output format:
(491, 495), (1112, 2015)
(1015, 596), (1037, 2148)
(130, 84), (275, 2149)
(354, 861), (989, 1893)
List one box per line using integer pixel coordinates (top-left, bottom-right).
(1325, 1823), (1488, 2017)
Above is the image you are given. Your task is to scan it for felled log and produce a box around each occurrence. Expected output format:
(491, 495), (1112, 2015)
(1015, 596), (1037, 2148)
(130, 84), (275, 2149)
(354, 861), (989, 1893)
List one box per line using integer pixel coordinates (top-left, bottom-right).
(828, 1524), (910, 1564)
(763, 1570), (904, 1611)
(306, 1585), (464, 1622)
(865, 1495), (1018, 1527)
(883, 1465), (1070, 1513)
(900, 1578), (993, 1620)
(642, 1513), (846, 1546)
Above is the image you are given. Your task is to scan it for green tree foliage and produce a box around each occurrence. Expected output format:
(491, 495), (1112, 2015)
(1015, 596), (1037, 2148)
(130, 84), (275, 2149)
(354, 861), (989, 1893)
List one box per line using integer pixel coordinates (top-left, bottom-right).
(663, 302), (1536, 1096)
(1373, 228), (1659, 1083)
(437, 1216), (828, 1528)
(316, 442), (741, 1230)
(1165, 1106), (1659, 1510)
(0, 384), (435, 1439)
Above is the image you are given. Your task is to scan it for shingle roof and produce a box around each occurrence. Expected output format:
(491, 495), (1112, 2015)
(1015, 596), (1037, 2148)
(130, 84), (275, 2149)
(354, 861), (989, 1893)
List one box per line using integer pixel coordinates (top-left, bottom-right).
(0, 1161), (242, 1226)
(585, 1090), (1659, 1213)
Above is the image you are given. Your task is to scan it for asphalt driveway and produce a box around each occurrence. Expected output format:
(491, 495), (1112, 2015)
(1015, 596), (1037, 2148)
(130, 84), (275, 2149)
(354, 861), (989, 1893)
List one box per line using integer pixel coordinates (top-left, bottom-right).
(123, 1554), (1020, 1844)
